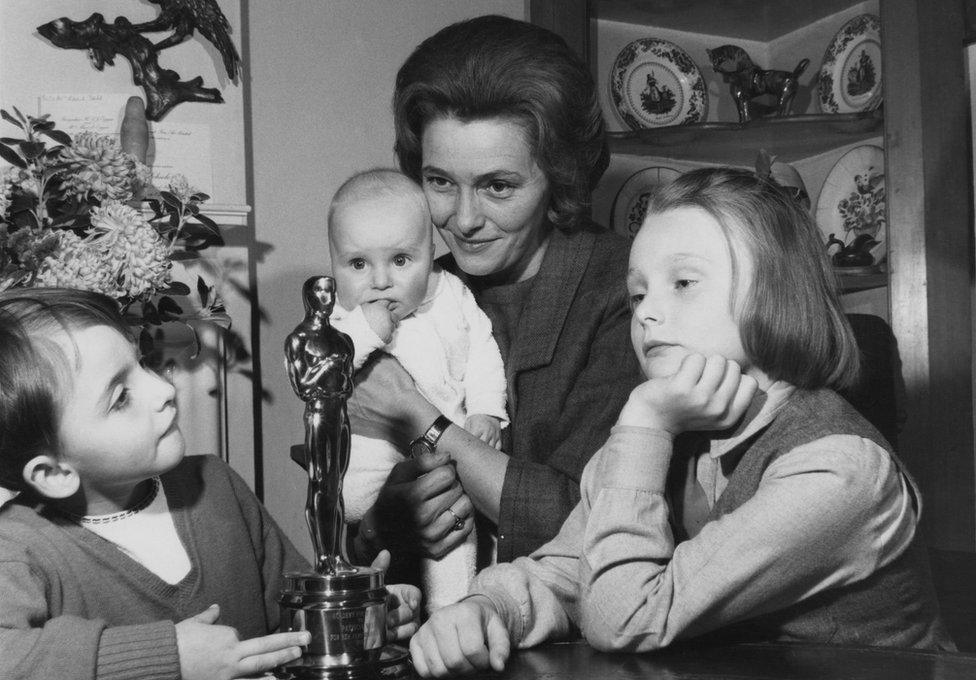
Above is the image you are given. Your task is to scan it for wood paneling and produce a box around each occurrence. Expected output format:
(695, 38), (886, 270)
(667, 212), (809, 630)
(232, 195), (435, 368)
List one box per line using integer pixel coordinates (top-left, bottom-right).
(883, 0), (974, 550)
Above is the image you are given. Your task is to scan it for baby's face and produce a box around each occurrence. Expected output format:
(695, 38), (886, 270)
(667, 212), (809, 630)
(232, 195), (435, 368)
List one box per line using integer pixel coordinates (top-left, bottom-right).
(329, 194), (434, 319)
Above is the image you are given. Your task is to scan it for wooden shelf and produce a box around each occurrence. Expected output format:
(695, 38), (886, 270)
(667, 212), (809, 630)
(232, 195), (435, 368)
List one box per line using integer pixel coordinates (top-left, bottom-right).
(592, 0), (859, 42)
(838, 271), (887, 293)
(608, 110), (883, 165)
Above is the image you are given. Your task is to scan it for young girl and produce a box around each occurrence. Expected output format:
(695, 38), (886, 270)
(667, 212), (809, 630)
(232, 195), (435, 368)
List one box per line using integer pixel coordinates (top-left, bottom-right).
(0, 288), (419, 680)
(408, 167), (952, 677)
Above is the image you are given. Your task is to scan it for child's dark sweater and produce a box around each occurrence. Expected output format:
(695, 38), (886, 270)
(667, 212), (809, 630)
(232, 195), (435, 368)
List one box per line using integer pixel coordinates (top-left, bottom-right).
(0, 454), (308, 680)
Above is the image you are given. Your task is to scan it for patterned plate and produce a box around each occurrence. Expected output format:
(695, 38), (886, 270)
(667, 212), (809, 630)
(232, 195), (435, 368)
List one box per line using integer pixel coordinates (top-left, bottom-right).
(609, 39), (708, 129)
(610, 166), (681, 238)
(816, 144), (886, 263)
(817, 14), (883, 113)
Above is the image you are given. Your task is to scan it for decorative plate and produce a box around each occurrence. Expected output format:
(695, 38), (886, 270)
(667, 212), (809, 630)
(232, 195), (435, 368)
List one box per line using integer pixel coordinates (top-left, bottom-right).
(609, 39), (708, 129)
(610, 166), (681, 238)
(817, 14), (883, 113)
(816, 144), (886, 265)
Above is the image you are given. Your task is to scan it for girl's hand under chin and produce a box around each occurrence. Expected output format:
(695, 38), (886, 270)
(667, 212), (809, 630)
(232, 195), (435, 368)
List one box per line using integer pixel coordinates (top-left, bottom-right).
(618, 353), (759, 435)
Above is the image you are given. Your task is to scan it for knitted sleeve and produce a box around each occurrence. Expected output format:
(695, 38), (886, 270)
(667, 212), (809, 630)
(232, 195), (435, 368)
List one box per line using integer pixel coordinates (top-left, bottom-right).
(0, 546), (179, 680)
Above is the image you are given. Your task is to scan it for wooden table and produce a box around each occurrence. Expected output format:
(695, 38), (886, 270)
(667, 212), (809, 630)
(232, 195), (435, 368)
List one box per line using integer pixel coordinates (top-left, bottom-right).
(467, 640), (976, 679)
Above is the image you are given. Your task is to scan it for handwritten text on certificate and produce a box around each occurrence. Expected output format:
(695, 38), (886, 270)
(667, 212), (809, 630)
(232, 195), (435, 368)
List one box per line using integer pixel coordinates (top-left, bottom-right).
(38, 93), (214, 196)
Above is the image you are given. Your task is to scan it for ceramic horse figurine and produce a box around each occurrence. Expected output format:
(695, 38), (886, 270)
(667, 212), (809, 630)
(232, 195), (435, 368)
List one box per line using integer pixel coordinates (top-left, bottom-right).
(707, 44), (809, 123)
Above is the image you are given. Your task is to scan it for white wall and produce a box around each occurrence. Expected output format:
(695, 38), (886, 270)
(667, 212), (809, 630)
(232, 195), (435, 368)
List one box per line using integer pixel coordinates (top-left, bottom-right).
(247, 1), (525, 555)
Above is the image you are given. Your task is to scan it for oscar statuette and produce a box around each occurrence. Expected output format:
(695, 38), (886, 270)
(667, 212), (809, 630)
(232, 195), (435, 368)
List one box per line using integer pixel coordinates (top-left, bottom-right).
(277, 276), (411, 679)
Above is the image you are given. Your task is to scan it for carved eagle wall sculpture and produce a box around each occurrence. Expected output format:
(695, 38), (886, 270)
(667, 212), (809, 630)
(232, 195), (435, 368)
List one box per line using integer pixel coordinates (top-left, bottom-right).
(37, 0), (242, 121)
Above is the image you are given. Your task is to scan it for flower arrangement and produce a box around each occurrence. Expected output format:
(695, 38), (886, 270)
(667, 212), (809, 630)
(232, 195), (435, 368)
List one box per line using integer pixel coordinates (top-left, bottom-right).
(836, 168), (886, 241)
(0, 104), (241, 367)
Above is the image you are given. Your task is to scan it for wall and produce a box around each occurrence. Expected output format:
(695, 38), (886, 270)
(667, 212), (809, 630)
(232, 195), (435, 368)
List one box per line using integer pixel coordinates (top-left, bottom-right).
(246, 0), (525, 555)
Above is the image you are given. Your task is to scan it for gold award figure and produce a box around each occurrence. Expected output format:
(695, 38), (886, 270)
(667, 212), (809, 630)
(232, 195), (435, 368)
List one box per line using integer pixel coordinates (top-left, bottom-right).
(278, 276), (411, 679)
(285, 276), (355, 574)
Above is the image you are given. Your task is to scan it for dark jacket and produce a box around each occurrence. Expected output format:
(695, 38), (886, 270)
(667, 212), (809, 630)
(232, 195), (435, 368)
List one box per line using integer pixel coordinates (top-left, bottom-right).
(443, 225), (643, 561)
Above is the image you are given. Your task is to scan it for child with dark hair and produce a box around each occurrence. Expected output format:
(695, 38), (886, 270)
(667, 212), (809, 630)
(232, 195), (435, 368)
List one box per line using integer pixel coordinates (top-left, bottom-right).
(0, 288), (419, 680)
(409, 167), (952, 677)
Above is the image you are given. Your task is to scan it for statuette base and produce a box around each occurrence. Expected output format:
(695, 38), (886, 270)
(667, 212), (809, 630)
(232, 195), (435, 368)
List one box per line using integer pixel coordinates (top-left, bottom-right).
(276, 568), (413, 679)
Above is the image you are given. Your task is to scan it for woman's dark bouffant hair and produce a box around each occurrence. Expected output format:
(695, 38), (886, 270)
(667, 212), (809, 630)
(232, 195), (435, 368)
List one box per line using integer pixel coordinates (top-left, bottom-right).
(0, 288), (131, 491)
(645, 167), (861, 391)
(393, 14), (610, 231)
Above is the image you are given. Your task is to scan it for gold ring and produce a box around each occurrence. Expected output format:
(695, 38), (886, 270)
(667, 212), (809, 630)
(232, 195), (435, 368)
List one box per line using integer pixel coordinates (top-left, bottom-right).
(446, 507), (464, 532)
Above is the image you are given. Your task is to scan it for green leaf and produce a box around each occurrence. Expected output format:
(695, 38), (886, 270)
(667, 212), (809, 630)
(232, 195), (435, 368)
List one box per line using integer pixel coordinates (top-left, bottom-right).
(39, 128), (72, 146)
(1, 109), (24, 130)
(160, 281), (191, 295)
(196, 275), (211, 307)
(157, 296), (183, 321)
(205, 311), (232, 329)
(193, 212), (221, 233)
(145, 198), (165, 219)
(168, 250), (201, 261)
(181, 219), (224, 248)
(142, 300), (161, 325)
(0, 142), (26, 168)
(160, 191), (183, 209)
(20, 141), (46, 160)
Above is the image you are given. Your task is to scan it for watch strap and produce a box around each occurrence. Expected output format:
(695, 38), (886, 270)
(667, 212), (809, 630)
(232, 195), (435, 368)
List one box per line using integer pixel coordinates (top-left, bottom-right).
(409, 414), (452, 458)
(420, 414), (453, 447)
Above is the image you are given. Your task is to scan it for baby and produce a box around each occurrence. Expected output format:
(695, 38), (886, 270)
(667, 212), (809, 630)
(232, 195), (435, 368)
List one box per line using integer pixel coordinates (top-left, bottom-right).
(328, 168), (507, 613)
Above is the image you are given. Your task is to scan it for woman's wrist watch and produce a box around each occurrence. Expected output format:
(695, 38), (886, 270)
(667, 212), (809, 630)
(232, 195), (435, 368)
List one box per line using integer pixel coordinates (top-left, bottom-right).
(408, 414), (452, 458)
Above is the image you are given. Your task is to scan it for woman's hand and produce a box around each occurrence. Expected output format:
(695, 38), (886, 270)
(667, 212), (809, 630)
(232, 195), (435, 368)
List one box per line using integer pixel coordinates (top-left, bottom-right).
(348, 354), (441, 450)
(409, 596), (510, 677)
(617, 354), (758, 435)
(372, 451), (476, 559)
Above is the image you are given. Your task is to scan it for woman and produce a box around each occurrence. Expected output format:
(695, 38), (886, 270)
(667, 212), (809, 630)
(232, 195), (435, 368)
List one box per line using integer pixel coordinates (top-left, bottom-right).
(346, 15), (642, 580)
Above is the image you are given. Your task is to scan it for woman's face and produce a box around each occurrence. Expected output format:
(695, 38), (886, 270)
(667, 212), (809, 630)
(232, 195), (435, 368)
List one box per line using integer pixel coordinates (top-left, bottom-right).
(420, 116), (551, 283)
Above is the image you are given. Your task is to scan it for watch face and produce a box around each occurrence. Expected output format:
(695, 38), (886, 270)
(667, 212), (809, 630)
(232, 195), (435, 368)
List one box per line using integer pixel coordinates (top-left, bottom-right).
(409, 438), (435, 459)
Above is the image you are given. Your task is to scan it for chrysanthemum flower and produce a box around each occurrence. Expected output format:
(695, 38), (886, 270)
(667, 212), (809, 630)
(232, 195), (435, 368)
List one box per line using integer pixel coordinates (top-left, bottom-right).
(35, 231), (117, 294)
(58, 132), (139, 203)
(36, 202), (172, 299)
(86, 202), (172, 298)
